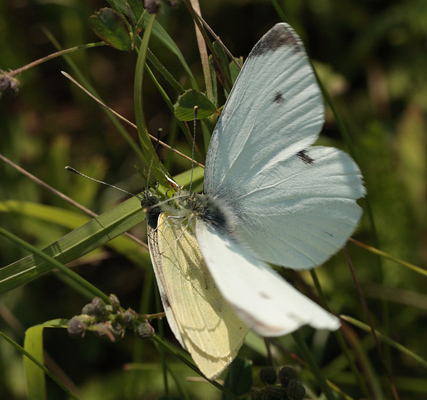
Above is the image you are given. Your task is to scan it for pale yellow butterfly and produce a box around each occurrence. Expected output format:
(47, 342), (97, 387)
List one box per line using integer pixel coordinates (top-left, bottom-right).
(146, 211), (250, 380)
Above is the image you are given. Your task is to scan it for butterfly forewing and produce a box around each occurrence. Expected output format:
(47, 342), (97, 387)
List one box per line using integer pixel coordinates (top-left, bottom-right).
(204, 23), (365, 269)
(205, 23), (324, 196)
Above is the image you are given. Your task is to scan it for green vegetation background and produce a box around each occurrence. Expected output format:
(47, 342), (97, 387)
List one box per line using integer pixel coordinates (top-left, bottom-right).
(0, 0), (426, 399)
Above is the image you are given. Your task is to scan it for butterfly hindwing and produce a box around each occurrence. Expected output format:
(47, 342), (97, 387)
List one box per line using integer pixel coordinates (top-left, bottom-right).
(232, 146), (365, 269)
(195, 219), (340, 337)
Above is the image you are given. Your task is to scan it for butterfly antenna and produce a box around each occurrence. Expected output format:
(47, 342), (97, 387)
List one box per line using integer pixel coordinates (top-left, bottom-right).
(189, 105), (198, 192)
(147, 128), (181, 194)
(65, 166), (142, 201)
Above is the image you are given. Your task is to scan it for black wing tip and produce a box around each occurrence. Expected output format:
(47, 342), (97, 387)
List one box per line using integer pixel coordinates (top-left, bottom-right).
(250, 23), (303, 57)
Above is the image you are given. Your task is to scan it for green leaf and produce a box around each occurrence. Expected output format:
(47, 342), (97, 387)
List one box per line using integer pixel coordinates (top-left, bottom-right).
(128, 0), (146, 31)
(89, 8), (133, 52)
(229, 57), (243, 85)
(222, 357), (252, 400)
(174, 90), (217, 121)
(211, 41), (233, 94)
(106, 0), (128, 15)
(128, 0), (145, 21)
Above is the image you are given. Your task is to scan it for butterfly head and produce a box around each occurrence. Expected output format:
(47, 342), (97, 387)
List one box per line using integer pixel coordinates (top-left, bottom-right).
(140, 191), (162, 229)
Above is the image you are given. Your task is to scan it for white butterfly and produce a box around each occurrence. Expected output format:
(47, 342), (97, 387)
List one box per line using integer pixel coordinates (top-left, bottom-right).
(144, 22), (365, 379)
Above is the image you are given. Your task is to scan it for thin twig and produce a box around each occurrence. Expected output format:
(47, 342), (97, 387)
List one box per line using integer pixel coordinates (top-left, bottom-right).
(8, 42), (106, 77)
(61, 71), (204, 168)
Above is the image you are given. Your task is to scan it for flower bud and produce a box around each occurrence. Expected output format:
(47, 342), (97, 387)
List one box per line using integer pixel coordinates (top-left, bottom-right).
(109, 294), (120, 312)
(266, 385), (287, 398)
(0, 71), (19, 97)
(67, 316), (87, 338)
(259, 366), (277, 385)
(278, 366), (297, 387)
(123, 309), (137, 328)
(287, 379), (305, 400)
(135, 321), (154, 339)
(144, 0), (161, 13)
(110, 322), (125, 342)
(82, 303), (95, 315)
(91, 297), (107, 316)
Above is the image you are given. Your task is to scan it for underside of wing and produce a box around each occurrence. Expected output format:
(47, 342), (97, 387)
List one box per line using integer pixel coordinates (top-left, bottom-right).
(146, 214), (185, 348)
(148, 213), (249, 380)
(196, 220), (340, 337)
(204, 23), (324, 195)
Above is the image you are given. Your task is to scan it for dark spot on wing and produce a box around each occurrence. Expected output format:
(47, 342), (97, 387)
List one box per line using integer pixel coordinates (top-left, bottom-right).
(274, 92), (284, 104)
(163, 295), (171, 309)
(251, 23), (302, 56)
(297, 150), (314, 165)
(259, 292), (271, 299)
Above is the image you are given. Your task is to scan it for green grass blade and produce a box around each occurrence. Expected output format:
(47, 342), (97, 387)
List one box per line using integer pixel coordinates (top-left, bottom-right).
(0, 196), (145, 293)
(350, 239), (427, 277)
(0, 226), (110, 302)
(292, 331), (335, 400)
(134, 13), (169, 187)
(0, 200), (151, 268)
(24, 325), (47, 400)
(342, 315), (427, 369)
(0, 322), (78, 400)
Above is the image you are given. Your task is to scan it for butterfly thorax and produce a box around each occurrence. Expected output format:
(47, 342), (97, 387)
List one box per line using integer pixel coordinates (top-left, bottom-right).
(179, 192), (234, 235)
(166, 192), (234, 233)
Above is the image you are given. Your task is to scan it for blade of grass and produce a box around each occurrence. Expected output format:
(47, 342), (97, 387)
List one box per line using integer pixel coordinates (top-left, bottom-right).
(350, 238), (427, 277)
(183, 0), (233, 91)
(0, 196), (145, 293)
(0, 226), (110, 303)
(292, 331), (335, 400)
(343, 248), (400, 400)
(189, 0), (213, 102)
(309, 269), (371, 398)
(0, 326), (78, 400)
(341, 315), (427, 369)
(24, 325), (47, 400)
(134, 13), (169, 187)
